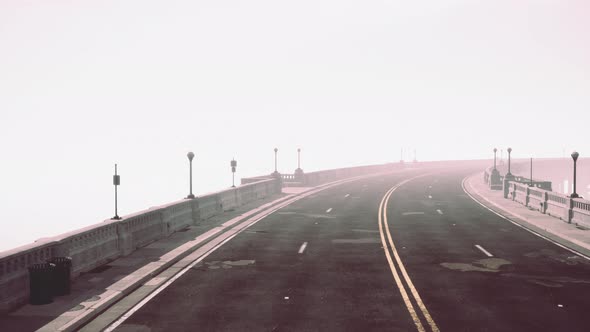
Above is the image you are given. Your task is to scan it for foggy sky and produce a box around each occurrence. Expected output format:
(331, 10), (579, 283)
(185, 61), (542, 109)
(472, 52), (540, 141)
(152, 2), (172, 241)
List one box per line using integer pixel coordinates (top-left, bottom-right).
(1, 0), (588, 251)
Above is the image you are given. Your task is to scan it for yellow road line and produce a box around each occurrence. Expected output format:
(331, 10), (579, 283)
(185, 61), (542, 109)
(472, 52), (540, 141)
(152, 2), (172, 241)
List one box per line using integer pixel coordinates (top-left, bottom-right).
(378, 175), (440, 332)
(378, 185), (425, 332)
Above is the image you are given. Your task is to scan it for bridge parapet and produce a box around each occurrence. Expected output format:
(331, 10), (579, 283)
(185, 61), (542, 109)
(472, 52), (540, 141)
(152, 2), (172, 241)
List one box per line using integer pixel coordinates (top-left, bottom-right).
(484, 164), (590, 230)
(0, 178), (278, 313)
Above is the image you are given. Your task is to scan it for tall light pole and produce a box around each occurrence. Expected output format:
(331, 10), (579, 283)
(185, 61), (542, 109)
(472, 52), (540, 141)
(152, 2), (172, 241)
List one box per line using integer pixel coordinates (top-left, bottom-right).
(297, 148), (301, 170)
(507, 147), (513, 176)
(186, 152), (195, 199)
(112, 164), (121, 220)
(490, 148), (501, 186)
(231, 158), (237, 188)
(571, 151), (580, 198)
(530, 157), (533, 186)
(493, 148), (498, 170)
(273, 147), (278, 174)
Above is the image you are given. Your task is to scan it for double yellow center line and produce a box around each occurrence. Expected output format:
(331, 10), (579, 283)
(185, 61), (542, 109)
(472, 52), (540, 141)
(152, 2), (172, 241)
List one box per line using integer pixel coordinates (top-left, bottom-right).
(378, 176), (440, 332)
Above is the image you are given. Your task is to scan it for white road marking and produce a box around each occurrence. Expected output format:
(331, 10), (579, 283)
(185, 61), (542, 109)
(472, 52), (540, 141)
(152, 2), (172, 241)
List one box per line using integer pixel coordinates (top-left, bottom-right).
(326, 208), (333, 213)
(475, 245), (493, 257)
(402, 212), (425, 216)
(298, 242), (308, 254)
(345, 194), (350, 198)
(436, 209), (443, 215)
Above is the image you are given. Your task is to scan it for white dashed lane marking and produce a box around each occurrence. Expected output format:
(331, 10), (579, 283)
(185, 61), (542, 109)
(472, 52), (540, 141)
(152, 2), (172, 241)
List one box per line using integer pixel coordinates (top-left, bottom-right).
(298, 242), (308, 254)
(475, 245), (493, 257)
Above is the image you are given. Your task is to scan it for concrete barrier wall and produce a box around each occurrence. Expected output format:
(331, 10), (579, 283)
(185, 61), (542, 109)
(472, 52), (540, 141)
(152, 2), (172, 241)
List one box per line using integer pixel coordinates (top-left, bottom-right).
(527, 187), (546, 213)
(572, 200), (590, 228)
(0, 178), (278, 313)
(0, 242), (54, 312)
(489, 172), (590, 229)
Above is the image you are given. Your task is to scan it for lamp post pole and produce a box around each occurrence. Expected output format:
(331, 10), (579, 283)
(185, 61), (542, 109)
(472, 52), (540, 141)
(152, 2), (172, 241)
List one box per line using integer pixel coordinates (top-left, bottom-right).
(274, 148), (278, 173)
(507, 148), (513, 176)
(571, 151), (580, 198)
(231, 159), (237, 188)
(297, 148), (301, 170)
(530, 157), (533, 186)
(493, 148), (497, 170)
(112, 164), (121, 220)
(186, 152), (195, 199)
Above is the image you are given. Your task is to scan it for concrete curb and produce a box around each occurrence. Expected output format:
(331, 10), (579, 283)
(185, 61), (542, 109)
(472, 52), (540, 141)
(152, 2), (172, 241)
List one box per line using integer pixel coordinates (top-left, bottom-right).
(463, 172), (590, 260)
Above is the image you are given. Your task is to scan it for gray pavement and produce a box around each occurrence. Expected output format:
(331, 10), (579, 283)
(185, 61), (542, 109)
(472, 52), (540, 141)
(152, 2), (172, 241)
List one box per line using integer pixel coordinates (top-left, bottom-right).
(92, 166), (590, 332)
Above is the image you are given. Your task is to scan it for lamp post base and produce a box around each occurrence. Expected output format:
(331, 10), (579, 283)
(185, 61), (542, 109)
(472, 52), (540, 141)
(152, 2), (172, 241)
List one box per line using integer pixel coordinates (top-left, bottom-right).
(570, 193), (580, 199)
(186, 194), (195, 199)
(111, 215), (121, 220)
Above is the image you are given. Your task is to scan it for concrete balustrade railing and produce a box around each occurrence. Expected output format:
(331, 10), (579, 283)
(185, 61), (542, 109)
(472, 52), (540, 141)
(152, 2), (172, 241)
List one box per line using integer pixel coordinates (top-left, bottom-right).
(0, 177), (279, 312)
(0, 241), (54, 313)
(571, 200), (590, 227)
(491, 174), (590, 229)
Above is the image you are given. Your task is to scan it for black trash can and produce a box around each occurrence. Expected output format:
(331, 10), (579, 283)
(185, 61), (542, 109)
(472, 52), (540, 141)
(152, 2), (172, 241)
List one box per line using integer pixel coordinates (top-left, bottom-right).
(48, 257), (72, 296)
(28, 262), (56, 305)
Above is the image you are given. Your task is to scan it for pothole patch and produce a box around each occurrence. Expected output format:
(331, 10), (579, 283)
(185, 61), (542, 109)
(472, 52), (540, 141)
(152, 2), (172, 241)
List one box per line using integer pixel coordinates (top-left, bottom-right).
(205, 260), (255, 270)
(440, 258), (511, 273)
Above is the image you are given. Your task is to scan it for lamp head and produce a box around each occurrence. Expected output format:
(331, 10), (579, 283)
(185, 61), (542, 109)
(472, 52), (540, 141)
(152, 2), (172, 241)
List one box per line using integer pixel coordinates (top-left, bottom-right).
(187, 152), (194, 161)
(572, 151), (579, 162)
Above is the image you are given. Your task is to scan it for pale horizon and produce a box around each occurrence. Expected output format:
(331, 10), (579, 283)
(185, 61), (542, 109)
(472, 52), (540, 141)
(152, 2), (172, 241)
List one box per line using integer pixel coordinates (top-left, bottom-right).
(1, 0), (589, 251)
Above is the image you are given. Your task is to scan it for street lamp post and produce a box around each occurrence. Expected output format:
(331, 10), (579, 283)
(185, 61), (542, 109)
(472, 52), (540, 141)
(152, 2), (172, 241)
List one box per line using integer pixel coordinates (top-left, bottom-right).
(112, 164), (121, 220)
(490, 148), (501, 187)
(571, 151), (580, 198)
(273, 148), (278, 174)
(530, 157), (533, 187)
(297, 148), (301, 170)
(231, 159), (237, 187)
(507, 148), (513, 176)
(186, 152), (195, 199)
(493, 148), (498, 170)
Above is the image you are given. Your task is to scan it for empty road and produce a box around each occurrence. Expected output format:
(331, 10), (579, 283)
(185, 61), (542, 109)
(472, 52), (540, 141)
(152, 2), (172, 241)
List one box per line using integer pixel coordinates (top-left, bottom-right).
(85, 165), (590, 332)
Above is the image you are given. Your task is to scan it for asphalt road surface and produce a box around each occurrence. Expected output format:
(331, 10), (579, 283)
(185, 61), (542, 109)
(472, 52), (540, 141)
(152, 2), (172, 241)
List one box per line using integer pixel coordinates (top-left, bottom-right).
(90, 166), (590, 332)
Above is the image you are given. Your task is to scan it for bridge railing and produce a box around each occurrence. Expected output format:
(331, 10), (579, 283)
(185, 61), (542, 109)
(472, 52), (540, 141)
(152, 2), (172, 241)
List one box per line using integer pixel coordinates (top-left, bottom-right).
(494, 175), (590, 229)
(0, 177), (279, 312)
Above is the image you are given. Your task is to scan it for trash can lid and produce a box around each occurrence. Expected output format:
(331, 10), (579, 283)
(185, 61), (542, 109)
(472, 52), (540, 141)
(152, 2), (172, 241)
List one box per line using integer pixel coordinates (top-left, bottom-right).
(28, 262), (56, 271)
